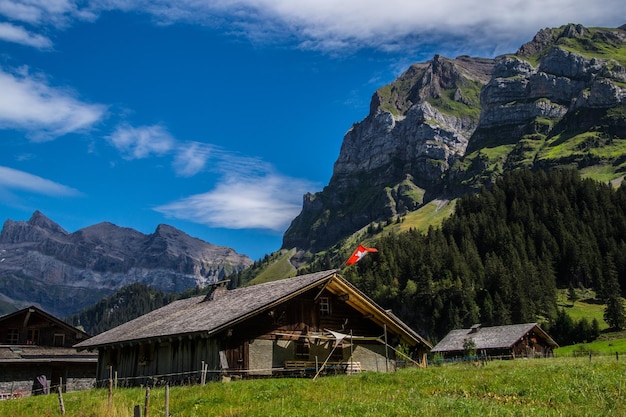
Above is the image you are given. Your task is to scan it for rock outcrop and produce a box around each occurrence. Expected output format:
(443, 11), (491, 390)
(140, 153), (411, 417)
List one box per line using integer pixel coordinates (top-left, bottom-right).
(0, 212), (252, 317)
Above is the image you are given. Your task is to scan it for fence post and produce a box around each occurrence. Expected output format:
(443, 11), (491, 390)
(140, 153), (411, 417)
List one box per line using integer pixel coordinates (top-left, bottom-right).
(57, 378), (65, 415)
(108, 365), (113, 408)
(144, 386), (150, 417)
(164, 384), (170, 417)
(134, 405), (142, 417)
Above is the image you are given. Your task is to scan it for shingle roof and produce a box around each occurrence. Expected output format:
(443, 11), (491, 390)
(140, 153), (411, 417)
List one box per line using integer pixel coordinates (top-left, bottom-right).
(430, 323), (558, 353)
(75, 270), (431, 350)
(0, 305), (91, 339)
(0, 346), (97, 363)
(75, 270), (340, 349)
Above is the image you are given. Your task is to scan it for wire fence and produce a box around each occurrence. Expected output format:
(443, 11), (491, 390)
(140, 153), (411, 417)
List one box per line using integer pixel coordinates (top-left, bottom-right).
(1, 358), (423, 401)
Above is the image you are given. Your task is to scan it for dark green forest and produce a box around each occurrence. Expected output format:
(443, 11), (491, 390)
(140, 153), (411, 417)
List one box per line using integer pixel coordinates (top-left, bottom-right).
(342, 169), (626, 344)
(66, 283), (179, 335)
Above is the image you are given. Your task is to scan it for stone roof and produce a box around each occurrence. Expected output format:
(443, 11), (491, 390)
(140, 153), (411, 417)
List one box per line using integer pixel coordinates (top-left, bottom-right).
(75, 270), (429, 350)
(430, 323), (558, 353)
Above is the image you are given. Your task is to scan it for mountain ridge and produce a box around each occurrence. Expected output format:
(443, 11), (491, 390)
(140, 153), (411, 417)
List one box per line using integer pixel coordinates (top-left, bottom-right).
(0, 211), (252, 318)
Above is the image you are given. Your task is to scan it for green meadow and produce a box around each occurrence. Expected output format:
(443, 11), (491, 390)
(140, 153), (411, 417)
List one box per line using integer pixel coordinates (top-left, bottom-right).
(1, 356), (625, 416)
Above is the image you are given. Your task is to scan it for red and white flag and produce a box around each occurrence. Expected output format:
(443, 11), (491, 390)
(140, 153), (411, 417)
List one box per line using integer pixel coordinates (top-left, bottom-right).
(345, 244), (378, 265)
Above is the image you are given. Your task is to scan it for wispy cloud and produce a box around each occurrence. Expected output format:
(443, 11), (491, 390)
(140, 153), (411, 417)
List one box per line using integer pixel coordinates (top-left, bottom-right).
(173, 141), (215, 177)
(155, 155), (317, 231)
(104, 123), (314, 231)
(107, 124), (175, 159)
(90, 0), (624, 55)
(0, 22), (52, 48)
(0, 67), (106, 140)
(0, 166), (81, 196)
(0, 0), (95, 27)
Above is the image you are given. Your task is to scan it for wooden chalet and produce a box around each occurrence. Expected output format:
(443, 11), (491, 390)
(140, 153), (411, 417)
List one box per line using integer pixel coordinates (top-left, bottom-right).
(0, 306), (96, 397)
(75, 270), (431, 385)
(431, 323), (558, 360)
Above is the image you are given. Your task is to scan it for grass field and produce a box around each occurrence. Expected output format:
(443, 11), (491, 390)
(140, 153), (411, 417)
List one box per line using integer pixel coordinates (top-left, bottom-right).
(556, 288), (609, 329)
(1, 356), (625, 416)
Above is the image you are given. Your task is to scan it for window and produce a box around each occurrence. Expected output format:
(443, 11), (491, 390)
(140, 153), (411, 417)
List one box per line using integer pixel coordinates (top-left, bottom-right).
(319, 297), (331, 316)
(27, 329), (40, 345)
(54, 334), (65, 347)
(7, 329), (19, 344)
(295, 342), (310, 358)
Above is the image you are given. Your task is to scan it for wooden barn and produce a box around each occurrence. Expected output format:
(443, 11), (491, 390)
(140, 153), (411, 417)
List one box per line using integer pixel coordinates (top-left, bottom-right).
(431, 323), (558, 360)
(0, 306), (97, 397)
(75, 270), (431, 385)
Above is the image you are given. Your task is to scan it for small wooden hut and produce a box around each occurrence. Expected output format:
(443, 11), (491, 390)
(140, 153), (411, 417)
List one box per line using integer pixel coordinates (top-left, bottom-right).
(0, 306), (96, 396)
(431, 323), (558, 360)
(75, 270), (431, 384)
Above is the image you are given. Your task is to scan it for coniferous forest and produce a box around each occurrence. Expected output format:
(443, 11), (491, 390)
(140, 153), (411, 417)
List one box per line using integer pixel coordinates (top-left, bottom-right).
(342, 169), (626, 344)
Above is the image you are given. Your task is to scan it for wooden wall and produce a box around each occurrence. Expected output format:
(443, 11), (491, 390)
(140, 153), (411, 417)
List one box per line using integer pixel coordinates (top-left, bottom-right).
(98, 337), (220, 385)
(95, 285), (421, 384)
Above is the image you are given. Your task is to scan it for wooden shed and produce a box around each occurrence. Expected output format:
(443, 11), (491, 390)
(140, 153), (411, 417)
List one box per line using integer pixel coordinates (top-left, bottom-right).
(75, 270), (431, 385)
(0, 306), (97, 397)
(430, 323), (558, 360)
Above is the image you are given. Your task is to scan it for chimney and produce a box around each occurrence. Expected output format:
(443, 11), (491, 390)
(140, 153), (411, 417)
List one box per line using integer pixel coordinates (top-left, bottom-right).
(203, 280), (230, 301)
(469, 324), (482, 334)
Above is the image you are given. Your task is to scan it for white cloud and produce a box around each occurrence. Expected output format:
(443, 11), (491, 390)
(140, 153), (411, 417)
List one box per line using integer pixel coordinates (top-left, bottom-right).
(107, 124), (175, 159)
(0, 22), (52, 48)
(0, 0), (94, 26)
(155, 156), (317, 231)
(173, 141), (214, 177)
(3, 1), (622, 54)
(0, 67), (106, 140)
(0, 165), (81, 196)
(86, 0), (625, 55)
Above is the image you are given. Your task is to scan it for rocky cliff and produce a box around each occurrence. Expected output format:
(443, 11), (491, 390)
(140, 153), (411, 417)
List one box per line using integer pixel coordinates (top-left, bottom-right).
(0, 211), (252, 317)
(283, 24), (626, 255)
(454, 23), (626, 188)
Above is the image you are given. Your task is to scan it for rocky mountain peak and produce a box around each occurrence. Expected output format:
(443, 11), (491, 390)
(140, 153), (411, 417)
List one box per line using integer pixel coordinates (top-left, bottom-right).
(283, 55), (495, 252)
(0, 211), (67, 244)
(371, 55), (493, 119)
(283, 23), (626, 255)
(28, 210), (67, 233)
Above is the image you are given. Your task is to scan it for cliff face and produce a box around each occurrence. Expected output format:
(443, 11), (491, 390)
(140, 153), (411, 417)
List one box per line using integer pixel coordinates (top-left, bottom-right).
(0, 212), (252, 317)
(283, 55), (495, 252)
(283, 24), (626, 254)
(453, 24), (626, 187)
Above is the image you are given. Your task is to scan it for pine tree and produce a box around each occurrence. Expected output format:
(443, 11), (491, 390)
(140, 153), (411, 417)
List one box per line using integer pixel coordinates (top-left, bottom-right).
(603, 255), (626, 330)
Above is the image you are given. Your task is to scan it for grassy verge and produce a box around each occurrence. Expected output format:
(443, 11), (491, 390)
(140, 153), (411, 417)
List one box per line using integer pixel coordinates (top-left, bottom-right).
(2, 357), (625, 416)
(556, 335), (626, 357)
(556, 288), (608, 329)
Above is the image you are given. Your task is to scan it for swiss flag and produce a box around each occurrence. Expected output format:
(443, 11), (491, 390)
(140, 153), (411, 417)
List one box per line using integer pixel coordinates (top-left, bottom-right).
(345, 244), (378, 265)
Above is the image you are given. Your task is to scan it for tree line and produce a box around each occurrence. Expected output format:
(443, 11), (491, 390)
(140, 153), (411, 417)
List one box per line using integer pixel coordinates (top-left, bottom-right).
(342, 169), (626, 344)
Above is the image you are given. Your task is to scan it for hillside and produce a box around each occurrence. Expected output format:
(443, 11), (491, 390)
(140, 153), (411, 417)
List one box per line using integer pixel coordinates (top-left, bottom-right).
(283, 24), (626, 259)
(341, 169), (626, 342)
(0, 212), (252, 318)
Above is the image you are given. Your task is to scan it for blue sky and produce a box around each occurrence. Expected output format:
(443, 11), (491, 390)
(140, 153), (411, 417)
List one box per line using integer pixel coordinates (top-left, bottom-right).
(0, 1), (622, 261)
